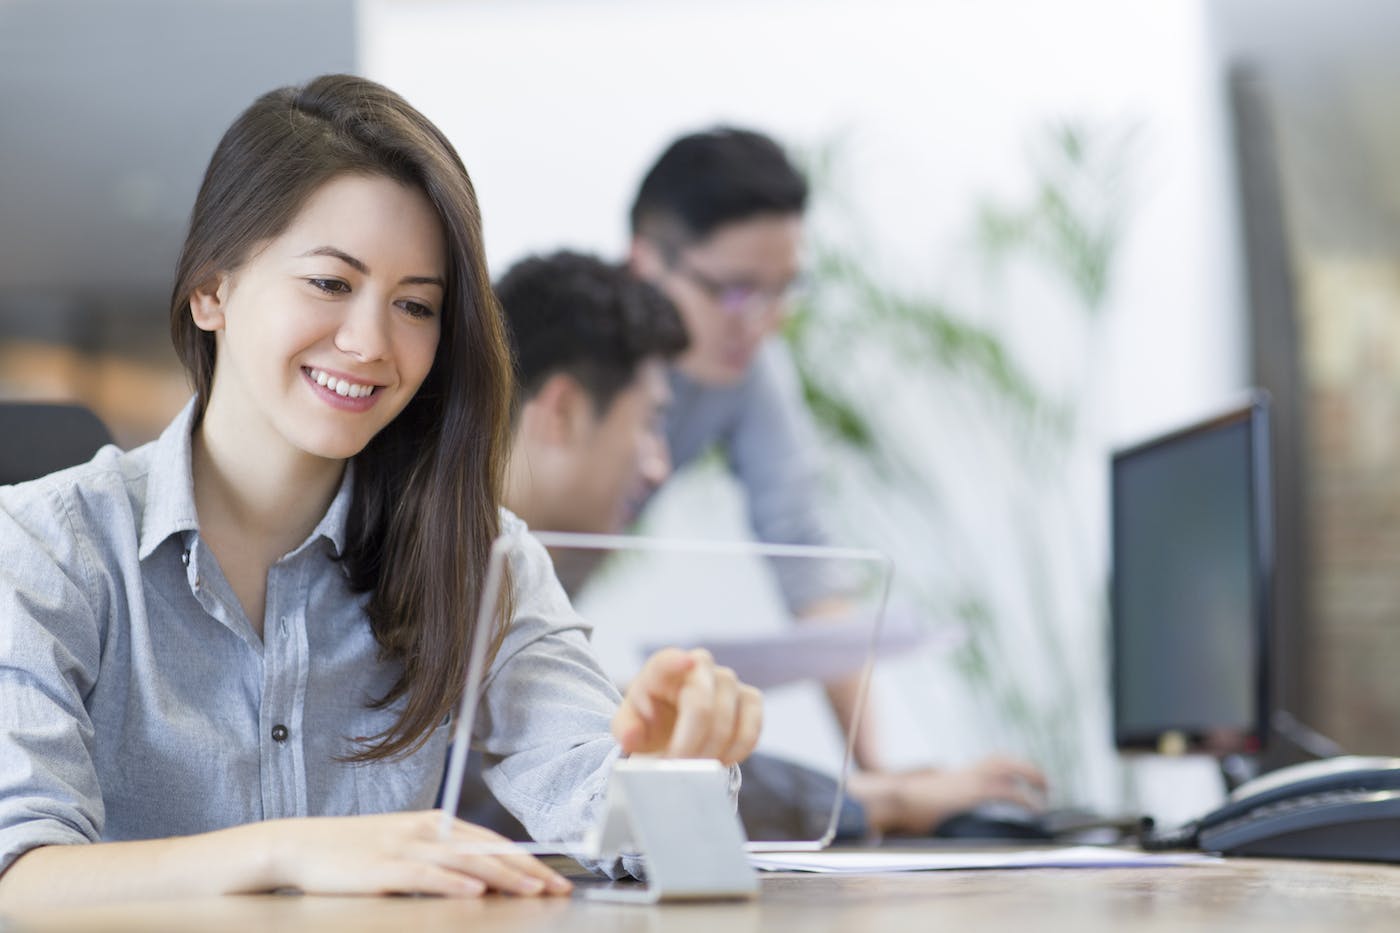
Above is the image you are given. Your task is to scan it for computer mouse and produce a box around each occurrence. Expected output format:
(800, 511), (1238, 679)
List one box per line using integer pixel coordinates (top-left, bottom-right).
(934, 801), (1054, 841)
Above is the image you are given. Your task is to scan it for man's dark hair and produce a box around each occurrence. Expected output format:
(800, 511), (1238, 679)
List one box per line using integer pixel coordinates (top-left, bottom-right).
(496, 251), (689, 419)
(629, 127), (808, 249)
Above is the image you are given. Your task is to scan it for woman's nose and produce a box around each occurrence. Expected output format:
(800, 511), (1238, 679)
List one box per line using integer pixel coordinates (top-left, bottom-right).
(334, 297), (391, 361)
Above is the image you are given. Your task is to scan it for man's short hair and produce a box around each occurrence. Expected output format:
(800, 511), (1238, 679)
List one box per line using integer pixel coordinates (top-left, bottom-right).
(629, 127), (808, 249)
(496, 251), (689, 418)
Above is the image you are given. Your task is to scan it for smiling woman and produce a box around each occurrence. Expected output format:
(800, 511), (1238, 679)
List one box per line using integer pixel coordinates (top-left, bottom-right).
(191, 175), (445, 465)
(167, 76), (507, 769)
(0, 74), (762, 907)
(187, 173), (446, 635)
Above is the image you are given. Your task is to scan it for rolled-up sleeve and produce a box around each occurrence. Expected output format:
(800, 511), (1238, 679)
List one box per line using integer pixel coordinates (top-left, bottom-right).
(0, 482), (106, 876)
(472, 518), (746, 880)
(472, 522), (629, 875)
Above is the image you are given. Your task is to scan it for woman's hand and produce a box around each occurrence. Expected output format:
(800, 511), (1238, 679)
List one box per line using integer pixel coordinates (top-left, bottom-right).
(271, 811), (573, 897)
(611, 647), (763, 766)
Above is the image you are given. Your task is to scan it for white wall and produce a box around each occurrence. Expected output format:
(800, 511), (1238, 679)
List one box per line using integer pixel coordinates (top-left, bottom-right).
(361, 0), (1250, 807)
(362, 0), (1245, 446)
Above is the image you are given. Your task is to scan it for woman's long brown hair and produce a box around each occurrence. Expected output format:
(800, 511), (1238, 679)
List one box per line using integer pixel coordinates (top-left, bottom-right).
(169, 75), (512, 761)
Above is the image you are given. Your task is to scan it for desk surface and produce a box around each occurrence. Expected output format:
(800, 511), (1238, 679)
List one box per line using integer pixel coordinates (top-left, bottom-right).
(5, 854), (1397, 933)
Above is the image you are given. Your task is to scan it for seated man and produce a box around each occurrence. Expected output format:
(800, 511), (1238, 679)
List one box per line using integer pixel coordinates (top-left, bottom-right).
(465, 250), (1047, 841)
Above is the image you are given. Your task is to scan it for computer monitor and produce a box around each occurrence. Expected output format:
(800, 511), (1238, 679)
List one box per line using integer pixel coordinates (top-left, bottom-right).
(1110, 394), (1272, 754)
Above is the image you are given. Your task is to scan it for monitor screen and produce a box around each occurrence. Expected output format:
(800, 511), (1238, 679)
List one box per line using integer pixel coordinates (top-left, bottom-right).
(1111, 396), (1272, 753)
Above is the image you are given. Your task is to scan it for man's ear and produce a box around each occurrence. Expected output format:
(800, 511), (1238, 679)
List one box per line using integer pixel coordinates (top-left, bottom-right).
(629, 236), (667, 283)
(188, 272), (231, 333)
(528, 372), (595, 446)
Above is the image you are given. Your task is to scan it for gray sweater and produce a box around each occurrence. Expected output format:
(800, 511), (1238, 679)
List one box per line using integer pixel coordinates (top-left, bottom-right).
(665, 339), (837, 612)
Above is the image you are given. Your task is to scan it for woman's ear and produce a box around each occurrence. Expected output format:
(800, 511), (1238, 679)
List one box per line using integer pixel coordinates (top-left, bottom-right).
(188, 273), (231, 333)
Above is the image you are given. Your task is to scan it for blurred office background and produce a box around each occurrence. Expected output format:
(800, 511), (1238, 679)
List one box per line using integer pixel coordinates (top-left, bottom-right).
(2, 0), (1397, 805)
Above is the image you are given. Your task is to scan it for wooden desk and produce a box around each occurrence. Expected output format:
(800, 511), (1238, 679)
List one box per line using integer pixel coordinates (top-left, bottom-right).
(5, 854), (1397, 932)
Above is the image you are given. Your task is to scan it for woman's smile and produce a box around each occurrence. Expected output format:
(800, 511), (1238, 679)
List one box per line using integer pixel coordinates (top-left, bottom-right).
(302, 365), (384, 412)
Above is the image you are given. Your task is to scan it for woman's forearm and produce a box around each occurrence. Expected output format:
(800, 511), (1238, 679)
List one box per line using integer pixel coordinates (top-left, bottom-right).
(0, 821), (276, 909)
(0, 811), (574, 907)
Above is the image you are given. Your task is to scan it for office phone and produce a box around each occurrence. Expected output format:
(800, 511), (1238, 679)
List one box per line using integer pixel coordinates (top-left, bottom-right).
(1144, 755), (1400, 862)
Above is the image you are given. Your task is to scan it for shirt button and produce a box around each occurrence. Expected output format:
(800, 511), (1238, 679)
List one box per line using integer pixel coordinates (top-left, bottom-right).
(180, 549), (190, 567)
(279, 617), (289, 638)
(271, 724), (289, 743)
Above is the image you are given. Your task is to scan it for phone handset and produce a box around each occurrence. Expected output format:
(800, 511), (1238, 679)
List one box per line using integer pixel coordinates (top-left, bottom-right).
(1214, 755), (1400, 818)
(1140, 755), (1400, 852)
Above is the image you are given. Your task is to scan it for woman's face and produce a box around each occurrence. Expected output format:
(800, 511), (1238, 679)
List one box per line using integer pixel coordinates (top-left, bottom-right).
(193, 173), (446, 463)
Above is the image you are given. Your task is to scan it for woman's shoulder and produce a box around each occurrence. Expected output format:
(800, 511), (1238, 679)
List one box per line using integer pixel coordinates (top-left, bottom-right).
(2, 400), (200, 563)
(495, 507), (552, 581)
(491, 507), (578, 617)
(0, 439), (157, 565)
(484, 508), (596, 678)
(498, 505), (526, 535)
(2, 441), (135, 518)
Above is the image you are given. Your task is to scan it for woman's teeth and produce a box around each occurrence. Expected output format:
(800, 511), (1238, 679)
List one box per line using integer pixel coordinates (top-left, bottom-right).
(307, 368), (377, 399)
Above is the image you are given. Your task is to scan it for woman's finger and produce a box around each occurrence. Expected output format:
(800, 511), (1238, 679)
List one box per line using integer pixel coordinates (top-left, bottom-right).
(667, 656), (717, 757)
(439, 818), (571, 890)
(699, 666), (740, 759)
(627, 683), (657, 723)
(430, 844), (551, 896)
(633, 647), (696, 705)
(719, 684), (763, 766)
(380, 860), (487, 898)
(447, 826), (572, 894)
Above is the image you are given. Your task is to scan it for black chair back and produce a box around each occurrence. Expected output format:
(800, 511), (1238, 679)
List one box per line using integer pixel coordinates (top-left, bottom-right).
(0, 402), (114, 486)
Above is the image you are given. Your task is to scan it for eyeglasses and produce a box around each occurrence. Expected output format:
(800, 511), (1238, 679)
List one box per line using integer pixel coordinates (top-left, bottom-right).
(670, 260), (805, 321)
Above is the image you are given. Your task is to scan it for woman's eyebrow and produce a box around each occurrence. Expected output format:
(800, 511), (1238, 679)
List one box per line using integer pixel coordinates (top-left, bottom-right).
(298, 245), (444, 289)
(300, 245), (368, 273)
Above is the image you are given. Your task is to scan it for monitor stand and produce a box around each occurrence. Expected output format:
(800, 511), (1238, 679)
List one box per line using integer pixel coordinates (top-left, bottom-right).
(1123, 752), (1227, 828)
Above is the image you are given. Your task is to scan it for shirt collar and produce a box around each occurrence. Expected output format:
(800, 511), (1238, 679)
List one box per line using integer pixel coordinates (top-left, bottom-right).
(308, 462), (354, 559)
(138, 397), (201, 561)
(138, 397), (355, 561)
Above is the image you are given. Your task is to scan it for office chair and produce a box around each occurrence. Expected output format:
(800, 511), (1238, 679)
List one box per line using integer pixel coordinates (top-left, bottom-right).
(0, 401), (114, 486)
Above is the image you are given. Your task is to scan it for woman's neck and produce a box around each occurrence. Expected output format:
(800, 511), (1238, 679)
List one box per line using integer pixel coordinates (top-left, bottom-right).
(192, 401), (344, 560)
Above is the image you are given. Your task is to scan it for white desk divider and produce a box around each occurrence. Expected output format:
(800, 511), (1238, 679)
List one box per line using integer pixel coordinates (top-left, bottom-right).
(582, 758), (757, 903)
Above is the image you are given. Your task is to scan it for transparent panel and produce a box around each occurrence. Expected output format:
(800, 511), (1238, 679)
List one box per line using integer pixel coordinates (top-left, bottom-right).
(439, 531), (902, 856)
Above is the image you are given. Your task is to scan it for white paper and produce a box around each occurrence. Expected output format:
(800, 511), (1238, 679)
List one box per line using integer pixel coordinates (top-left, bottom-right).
(641, 606), (960, 690)
(749, 846), (1220, 873)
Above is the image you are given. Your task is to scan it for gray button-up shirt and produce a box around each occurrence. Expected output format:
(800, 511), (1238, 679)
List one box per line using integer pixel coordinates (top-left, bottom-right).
(0, 400), (627, 876)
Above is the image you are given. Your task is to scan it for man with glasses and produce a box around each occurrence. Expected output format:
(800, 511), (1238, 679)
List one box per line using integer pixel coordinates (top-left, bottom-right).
(628, 127), (873, 762)
(626, 130), (1047, 818)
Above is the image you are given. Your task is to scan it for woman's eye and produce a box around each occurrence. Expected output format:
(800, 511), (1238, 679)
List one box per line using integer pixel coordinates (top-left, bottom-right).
(308, 277), (350, 294)
(399, 300), (437, 320)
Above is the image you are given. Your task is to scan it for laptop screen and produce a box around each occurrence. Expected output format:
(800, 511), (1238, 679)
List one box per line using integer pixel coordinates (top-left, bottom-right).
(439, 530), (895, 854)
